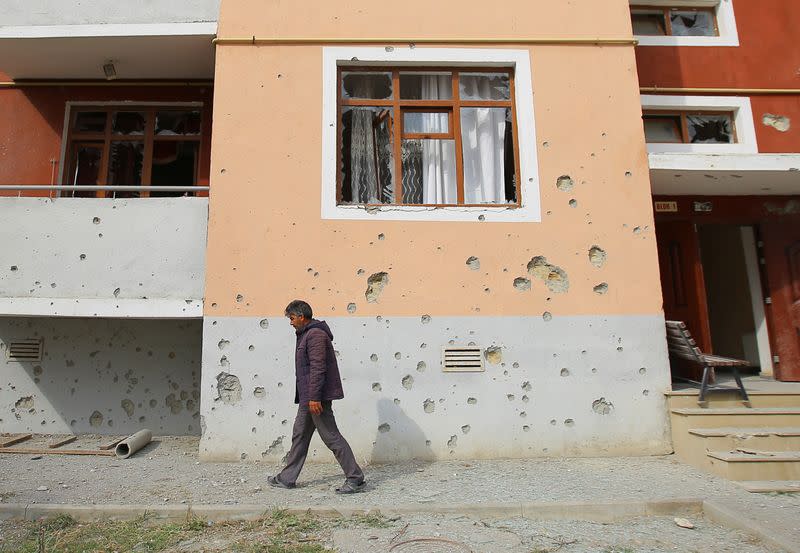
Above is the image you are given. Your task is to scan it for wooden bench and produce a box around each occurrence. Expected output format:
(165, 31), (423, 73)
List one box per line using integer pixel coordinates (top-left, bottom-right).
(666, 320), (750, 406)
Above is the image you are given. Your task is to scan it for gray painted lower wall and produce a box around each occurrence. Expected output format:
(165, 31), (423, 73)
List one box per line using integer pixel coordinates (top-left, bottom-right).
(199, 314), (672, 463)
(0, 317), (202, 435)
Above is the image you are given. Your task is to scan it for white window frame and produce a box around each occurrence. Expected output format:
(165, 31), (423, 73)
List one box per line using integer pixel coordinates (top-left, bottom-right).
(641, 95), (756, 154)
(631, 0), (739, 47)
(321, 47), (541, 222)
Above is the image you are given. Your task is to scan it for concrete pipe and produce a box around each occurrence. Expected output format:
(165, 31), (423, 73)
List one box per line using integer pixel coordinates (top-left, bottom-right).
(114, 429), (152, 459)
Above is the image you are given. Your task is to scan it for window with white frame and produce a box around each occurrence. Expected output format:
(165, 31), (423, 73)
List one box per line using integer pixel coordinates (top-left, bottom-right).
(630, 0), (739, 47)
(322, 47), (540, 222)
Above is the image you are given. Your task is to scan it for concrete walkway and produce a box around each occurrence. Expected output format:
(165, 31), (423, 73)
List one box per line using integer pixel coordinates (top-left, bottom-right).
(1, 436), (798, 551)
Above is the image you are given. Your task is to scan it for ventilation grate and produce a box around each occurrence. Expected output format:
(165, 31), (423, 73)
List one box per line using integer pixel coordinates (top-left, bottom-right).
(442, 346), (484, 372)
(6, 339), (43, 362)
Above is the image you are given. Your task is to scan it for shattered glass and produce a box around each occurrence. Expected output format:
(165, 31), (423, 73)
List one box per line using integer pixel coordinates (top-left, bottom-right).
(687, 114), (733, 143)
(341, 72), (393, 100)
(670, 10), (716, 36)
(459, 73), (510, 101)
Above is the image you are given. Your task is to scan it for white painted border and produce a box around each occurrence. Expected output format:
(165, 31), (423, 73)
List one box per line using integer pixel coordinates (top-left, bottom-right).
(631, 0), (739, 47)
(0, 22), (217, 39)
(648, 152), (800, 172)
(641, 95), (756, 154)
(321, 47), (541, 223)
(740, 226), (773, 376)
(0, 298), (203, 318)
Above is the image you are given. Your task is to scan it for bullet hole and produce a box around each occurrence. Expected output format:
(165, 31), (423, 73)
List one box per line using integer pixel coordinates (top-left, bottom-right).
(216, 372), (242, 405)
(254, 387), (266, 398)
(33, 366), (42, 376)
(415, 361), (426, 373)
(149, 399), (157, 408)
(550, 419), (557, 426)
(347, 303), (357, 314)
(10, 265), (18, 272)
(507, 394), (515, 401)
(365, 272), (390, 303)
(484, 287), (491, 293)
(394, 398), (401, 405)
(236, 294), (244, 303)
(521, 381), (532, 392)
(762, 113), (791, 132)
(643, 389), (650, 396)
(447, 435), (458, 448)
(592, 398), (613, 415)
(402, 375), (414, 390)
(513, 277), (531, 292)
(420, 343), (427, 349)
(394, 351), (402, 360)
(564, 419), (575, 427)
(370, 353), (378, 362)
(378, 423), (391, 433)
(357, 268), (365, 275)
(262, 436), (284, 457)
(211, 303), (218, 308)
(639, 367), (647, 375)
(522, 395), (530, 403)
(528, 256), (569, 293)
(568, 199), (578, 208)
(277, 382), (283, 388)
(92, 217), (101, 225)
(617, 346), (623, 352)
(556, 175), (574, 192)
(15, 396), (34, 410)
(89, 410), (104, 427)
(484, 346), (503, 364)
(121, 399), (135, 417)
(220, 356), (230, 368)
(423, 399), (435, 413)
(218, 339), (230, 350)
(477, 214), (485, 222)
(560, 368), (570, 377)
(588, 246), (607, 268)
(523, 425), (530, 432)
(633, 226), (642, 235)
(592, 368), (598, 374)
(542, 141), (550, 148)
(520, 411), (527, 418)
(166, 393), (183, 414)
(461, 425), (471, 434)
(249, 345), (255, 352)
(259, 319), (269, 329)
(51, 283), (57, 288)
(593, 283), (609, 295)
(372, 383), (382, 392)
(625, 171), (632, 178)
(421, 315), (431, 324)
(542, 312), (553, 322)
(466, 256), (480, 270)
(79, 254), (86, 261)
(257, 410), (265, 417)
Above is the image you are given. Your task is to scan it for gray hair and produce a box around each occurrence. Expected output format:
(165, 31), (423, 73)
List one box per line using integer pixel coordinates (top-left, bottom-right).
(285, 300), (313, 319)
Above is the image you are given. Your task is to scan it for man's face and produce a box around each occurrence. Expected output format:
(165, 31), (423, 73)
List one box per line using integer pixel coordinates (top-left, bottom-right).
(288, 313), (308, 331)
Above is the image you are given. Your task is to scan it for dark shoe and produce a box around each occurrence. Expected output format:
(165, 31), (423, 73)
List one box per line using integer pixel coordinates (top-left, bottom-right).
(335, 479), (366, 494)
(268, 475), (295, 489)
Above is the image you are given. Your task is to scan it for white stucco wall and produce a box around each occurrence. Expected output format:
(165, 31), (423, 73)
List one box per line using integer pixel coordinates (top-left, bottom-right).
(0, 198), (208, 318)
(0, 1), (220, 26)
(0, 317), (202, 435)
(199, 314), (673, 463)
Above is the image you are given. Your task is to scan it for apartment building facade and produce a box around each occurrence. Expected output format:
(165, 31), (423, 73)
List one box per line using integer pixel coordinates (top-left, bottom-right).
(0, 0), (796, 463)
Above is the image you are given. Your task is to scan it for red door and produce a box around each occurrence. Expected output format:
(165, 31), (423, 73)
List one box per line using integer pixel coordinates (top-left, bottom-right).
(656, 221), (713, 380)
(761, 221), (800, 381)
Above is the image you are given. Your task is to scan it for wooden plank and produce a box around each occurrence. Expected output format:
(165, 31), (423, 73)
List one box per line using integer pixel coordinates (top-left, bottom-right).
(0, 434), (32, 448)
(0, 447), (114, 456)
(98, 437), (125, 451)
(48, 435), (77, 449)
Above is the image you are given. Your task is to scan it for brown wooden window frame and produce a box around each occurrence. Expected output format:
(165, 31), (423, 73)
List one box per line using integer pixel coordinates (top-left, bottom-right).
(630, 5), (719, 37)
(336, 66), (522, 208)
(64, 105), (203, 198)
(642, 109), (737, 144)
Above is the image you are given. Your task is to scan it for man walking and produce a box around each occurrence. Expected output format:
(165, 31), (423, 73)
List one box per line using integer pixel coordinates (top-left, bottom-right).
(268, 300), (366, 494)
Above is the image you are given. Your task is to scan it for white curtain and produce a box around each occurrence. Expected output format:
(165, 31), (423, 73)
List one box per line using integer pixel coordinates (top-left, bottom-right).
(421, 75), (457, 204)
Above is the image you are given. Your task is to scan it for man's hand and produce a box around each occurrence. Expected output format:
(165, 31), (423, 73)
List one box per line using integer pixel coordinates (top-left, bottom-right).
(308, 401), (323, 415)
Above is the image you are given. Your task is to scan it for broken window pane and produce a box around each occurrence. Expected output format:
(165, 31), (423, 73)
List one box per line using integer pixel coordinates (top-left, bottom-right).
(341, 72), (393, 100)
(73, 111), (107, 133)
(112, 111), (146, 135)
(107, 141), (144, 198)
(403, 112), (449, 135)
(399, 73), (452, 100)
(150, 142), (200, 196)
(631, 10), (667, 35)
(459, 73), (510, 101)
(156, 110), (202, 135)
(460, 108), (516, 204)
(340, 107), (395, 204)
(68, 143), (102, 197)
(670, 10), (715, 36)
(643, 115), (683, 143)
(687, 114), (733, 143)
(401, 139), (457, 204)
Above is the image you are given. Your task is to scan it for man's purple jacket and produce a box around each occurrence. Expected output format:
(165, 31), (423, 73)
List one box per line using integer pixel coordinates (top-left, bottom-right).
(294, 319), (344, 405)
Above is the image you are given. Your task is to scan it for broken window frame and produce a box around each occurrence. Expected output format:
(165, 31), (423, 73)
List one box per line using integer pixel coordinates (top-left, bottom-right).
(642, 110), (737, 144)
(630, 5), (719, 37)
(64, 106), (203, 198)
(336, 66), (522, 208)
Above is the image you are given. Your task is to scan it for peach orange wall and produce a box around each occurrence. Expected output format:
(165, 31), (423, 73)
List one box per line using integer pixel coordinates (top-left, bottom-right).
(206, 0), (662, 318)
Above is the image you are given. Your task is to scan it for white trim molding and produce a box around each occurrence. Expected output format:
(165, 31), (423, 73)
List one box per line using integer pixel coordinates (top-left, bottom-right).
(641, 94), (757, 154)
(0, 298), (203, 318)
(631, 0), (739, 47)
(321, 46), (541, 223)
(0, 22), (217, 39)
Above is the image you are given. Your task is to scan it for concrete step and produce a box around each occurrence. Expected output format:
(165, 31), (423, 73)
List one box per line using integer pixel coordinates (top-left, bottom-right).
(670, 408), (800, 438)
(733, 480), (800, 493)
(668, 391), (800, 409)
(706, 450), (800, 481)
(686, 427), (800, 452)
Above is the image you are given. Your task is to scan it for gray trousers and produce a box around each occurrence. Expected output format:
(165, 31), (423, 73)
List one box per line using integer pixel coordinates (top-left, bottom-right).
(277, 400), (364, 486)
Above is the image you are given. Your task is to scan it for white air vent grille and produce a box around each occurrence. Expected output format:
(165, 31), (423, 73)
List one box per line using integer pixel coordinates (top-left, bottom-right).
(442, 346), (484, 372)
(6, 339), (43, 362)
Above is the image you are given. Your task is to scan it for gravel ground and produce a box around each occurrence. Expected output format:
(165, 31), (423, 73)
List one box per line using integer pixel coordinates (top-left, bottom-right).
(1, 435), (799, 548)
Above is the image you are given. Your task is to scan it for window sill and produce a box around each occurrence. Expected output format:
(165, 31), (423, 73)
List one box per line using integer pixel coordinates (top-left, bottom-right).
(328, 202), (537, 222)
(635, 35), (739, 47)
